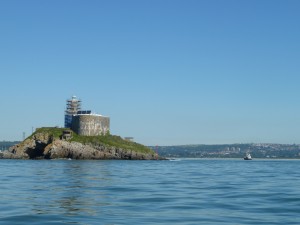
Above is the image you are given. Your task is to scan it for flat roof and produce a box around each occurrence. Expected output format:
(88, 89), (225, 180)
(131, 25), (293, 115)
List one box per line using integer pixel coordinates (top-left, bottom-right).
(74, 113), (109, 118)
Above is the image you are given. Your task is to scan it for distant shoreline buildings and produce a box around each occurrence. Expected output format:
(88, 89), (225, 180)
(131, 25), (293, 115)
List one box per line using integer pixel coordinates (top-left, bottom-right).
(64, 96), (110, 136)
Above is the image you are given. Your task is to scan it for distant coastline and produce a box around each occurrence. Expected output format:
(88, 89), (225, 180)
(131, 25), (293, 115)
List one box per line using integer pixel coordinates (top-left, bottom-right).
(2, 141), (300, 159)
(152, 143), (300, 159)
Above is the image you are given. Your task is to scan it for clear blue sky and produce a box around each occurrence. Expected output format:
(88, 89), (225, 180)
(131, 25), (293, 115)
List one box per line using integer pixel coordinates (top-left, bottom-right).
(1, 0), (300, 145)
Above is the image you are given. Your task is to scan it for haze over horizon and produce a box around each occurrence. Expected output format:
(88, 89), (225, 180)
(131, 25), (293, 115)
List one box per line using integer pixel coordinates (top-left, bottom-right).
(1, 0), (300, 146)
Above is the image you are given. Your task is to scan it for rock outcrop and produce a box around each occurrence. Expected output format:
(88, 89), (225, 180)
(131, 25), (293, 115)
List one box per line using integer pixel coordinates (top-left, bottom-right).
(2, 131), (160, 160)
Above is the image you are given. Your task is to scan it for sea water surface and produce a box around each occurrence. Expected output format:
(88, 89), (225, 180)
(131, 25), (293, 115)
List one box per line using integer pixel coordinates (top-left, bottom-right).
(0, 159), (300, 224)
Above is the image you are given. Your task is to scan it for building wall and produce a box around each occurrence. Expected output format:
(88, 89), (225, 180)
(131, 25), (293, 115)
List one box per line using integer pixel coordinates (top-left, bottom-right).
(71, 114), (110, 136)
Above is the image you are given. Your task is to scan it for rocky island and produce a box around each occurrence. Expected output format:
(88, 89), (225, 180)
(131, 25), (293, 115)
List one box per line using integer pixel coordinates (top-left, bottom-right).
(1, 127), (160, 160)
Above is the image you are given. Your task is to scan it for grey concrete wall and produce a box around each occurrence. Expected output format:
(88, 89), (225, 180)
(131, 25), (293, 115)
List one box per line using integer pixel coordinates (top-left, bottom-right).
(71, 115), (110, 136)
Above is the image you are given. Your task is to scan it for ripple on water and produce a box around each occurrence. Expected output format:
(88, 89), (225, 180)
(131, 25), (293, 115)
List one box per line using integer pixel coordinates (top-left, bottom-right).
(1, 159), (300, 224)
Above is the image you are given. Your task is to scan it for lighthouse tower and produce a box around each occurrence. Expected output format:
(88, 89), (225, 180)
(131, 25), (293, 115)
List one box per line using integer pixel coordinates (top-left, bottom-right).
(64, 96), (81, 128)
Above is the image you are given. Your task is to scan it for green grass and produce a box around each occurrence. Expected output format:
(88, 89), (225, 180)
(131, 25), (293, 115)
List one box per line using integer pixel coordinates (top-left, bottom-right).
(30, 127), (154, 154)
(33, 127), (68, 139)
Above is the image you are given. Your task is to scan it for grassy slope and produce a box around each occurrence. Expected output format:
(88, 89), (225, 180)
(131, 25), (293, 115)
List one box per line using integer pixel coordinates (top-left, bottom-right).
(32, 127), (154, 154)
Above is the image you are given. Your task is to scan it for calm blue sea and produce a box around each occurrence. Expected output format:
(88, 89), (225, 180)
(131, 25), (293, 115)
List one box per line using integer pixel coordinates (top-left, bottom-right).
(0, 159), (300, 224)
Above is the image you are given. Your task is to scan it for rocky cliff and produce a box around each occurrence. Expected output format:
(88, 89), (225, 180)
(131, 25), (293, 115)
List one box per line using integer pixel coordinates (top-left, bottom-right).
(2, 128), (160, 160)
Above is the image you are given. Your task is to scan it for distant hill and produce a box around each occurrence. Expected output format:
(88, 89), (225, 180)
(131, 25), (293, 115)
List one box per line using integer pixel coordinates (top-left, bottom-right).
(151, 143), (300, 159)
(0, 141), (20, 151)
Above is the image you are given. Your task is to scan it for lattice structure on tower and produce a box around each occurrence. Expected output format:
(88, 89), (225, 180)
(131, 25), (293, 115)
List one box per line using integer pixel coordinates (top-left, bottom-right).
(64, 96), (82, 128)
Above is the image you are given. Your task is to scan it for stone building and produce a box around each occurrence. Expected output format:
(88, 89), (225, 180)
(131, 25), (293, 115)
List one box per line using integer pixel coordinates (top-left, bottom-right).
(65, 96), (110, 136)
(61, 130), (73, 140)
(71, 113), (110, 136)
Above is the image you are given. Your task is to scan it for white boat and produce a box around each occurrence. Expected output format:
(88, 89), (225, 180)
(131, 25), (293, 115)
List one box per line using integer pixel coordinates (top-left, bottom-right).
(168, 158), (181, 161)
(244, 153), (252, 160)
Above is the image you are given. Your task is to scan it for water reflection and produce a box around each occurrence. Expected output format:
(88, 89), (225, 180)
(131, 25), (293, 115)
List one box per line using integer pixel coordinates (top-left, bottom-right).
(57, 161), (113, 217)
(22, 160), (115, 220)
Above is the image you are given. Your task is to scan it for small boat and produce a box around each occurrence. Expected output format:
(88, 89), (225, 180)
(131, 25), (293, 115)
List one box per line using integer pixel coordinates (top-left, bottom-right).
(244, 153), (252, 160)
(168, 158), (181, 161)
